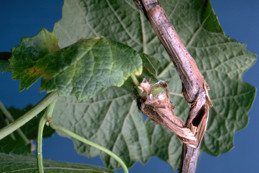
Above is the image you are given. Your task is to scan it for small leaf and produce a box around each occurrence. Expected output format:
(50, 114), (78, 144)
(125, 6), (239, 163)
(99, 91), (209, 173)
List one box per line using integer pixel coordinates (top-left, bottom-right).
(9, 29), (143, 100)
(0, 152), (114, 173)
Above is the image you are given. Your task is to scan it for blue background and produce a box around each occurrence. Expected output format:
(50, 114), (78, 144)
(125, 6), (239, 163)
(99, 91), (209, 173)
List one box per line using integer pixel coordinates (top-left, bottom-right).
(0, 0), (258, 172)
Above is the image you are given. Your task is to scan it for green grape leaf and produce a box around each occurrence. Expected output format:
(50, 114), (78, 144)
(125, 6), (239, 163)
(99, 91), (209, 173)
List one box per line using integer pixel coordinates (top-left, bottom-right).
(0, 106), (55, 155)
(9, 29), (143, 100)
(9, 28), (60, 90)
(141, 53), (161, 78)
(53, 0), (256, 170)
(53, 87), (151, 169)
(0, 153), (114, 173)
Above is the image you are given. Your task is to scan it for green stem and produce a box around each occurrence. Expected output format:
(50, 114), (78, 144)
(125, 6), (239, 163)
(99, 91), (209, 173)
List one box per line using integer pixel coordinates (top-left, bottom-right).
(0, 92), (58, 140)
(37, 113), (47, 173)
(4, 119), (16, 140)
(131, 74), (139, 86)
(45, 99), (57, 119)
(50, 123), (128, 173)
(0, 101), (30, 144)
(37, 99), (57, 173)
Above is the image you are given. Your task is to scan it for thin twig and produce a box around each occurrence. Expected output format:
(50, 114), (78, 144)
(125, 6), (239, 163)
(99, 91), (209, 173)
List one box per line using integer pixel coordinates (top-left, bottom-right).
(133, 1), (212, 172)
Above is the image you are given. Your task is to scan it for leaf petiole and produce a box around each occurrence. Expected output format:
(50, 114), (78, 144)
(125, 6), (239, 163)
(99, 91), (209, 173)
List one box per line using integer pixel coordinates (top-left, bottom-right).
(37, 113), (47, 173)
(131, 74), (139, 87)
(37, 99), (57, 173)
(50, 122), (129, 173)
(0, 92), (58, 140)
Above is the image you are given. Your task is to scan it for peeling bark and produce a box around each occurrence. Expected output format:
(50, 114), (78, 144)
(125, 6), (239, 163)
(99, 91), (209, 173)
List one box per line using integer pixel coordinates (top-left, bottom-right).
(137, 80), (198, 148)
(133, 0), (212, 172)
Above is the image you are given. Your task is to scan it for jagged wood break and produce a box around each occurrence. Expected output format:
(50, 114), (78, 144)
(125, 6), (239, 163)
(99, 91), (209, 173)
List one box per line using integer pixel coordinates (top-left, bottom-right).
(133, 0), (212, 173)
(137, 80), (198, 148)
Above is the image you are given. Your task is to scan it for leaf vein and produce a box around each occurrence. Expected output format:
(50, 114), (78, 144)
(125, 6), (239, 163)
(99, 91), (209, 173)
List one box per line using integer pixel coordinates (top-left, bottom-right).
(123, 0), (139, 11)
(55, 23), (74, 44)
(211, 90), (254, 102)
(75, 0), (98, 36)
(168, 1), (179, 18)
(186, 8), (212, 48)
(105, 0), (141, 46)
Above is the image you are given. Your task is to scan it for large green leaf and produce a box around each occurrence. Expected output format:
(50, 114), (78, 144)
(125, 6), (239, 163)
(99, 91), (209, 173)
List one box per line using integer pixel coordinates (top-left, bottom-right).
(53, 0), (256, 170)
(53, 87), (150, 169)
(0, 106), (54, 154)
(0, 153), (114, 173)
(9, 30), (142, 100)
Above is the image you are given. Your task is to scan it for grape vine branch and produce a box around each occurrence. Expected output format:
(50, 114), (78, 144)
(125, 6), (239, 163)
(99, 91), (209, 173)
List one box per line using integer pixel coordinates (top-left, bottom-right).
(0, 1), (256, 172)
(133, 0), (212, 172)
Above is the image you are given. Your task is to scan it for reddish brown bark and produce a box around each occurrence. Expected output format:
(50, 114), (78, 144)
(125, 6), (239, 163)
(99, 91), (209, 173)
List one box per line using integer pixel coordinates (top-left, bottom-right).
(134, 0), (212, 172)
(137, 80), (198, 148)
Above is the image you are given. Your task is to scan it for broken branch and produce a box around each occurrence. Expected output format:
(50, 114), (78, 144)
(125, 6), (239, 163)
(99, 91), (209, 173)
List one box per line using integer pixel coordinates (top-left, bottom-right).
(133, 0), (212, 172)
(137, 80), (198, 148)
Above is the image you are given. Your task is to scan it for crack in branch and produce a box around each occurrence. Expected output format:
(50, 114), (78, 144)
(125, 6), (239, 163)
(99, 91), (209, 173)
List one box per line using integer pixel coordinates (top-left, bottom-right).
(133, 1), (212, 172)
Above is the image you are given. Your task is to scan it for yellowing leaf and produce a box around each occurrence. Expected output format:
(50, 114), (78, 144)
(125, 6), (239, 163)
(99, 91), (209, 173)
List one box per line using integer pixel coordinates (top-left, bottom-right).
(9, 30), (143, 100)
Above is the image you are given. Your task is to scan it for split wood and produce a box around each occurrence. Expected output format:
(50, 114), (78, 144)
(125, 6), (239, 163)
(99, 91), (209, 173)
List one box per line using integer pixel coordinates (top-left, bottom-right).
(133, 0), (213, 173)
